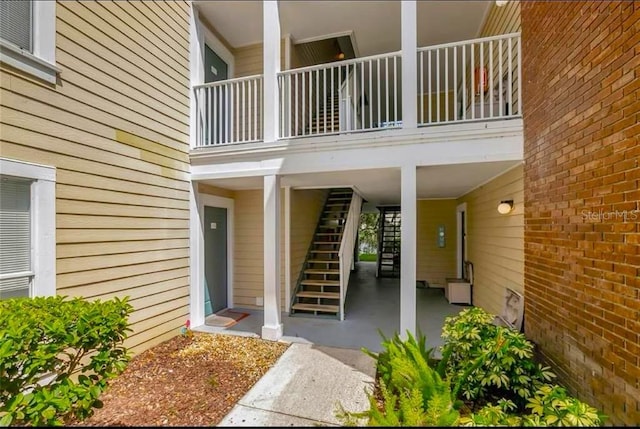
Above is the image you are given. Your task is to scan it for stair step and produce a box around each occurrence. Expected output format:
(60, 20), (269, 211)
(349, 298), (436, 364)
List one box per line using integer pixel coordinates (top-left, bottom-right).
(316, 232), (342, 236)
(310, 250), (339, 254)
(296, 291), (340, 299)
(291, 303), (339, 313)
(308, 259), (339, 264)
(327, 197), (352, 201)
(301, 279), (340, 286)
(318, 225), (343, 229)
(305, 269), (340, 275)
(313, 241), (340, 245)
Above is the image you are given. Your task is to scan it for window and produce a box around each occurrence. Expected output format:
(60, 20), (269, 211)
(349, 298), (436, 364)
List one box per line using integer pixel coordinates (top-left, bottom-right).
(0, 158), (56, 299)
(0, 1), (32, 52)
(0, 177), (32, 299)
(0, 0), (58, 84)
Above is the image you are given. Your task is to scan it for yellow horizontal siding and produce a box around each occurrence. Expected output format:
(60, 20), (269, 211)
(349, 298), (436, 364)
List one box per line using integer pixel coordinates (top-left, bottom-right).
(0, 1), (191, 353)
(416, 200), (458, 286)
(290, 189), (328, 300)
(457, 165), (524, 316)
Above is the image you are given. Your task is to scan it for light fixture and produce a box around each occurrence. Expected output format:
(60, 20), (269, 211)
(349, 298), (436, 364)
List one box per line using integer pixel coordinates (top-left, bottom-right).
(497, 200), (514, 214)
(335, 51), (345, 61)
(495, 0), (509, 6)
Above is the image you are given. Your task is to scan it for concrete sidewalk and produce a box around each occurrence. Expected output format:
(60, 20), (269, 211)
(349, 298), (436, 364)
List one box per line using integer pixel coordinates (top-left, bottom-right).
(218, 343), (376, 426)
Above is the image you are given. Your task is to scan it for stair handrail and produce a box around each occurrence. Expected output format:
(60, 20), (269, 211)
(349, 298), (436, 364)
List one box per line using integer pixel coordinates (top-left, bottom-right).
(338, 191), (363, 321)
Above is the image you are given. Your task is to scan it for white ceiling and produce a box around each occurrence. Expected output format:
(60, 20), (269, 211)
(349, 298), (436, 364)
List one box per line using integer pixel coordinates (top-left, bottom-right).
(201, 160), (520, 208)
(198, 1), (492, 56)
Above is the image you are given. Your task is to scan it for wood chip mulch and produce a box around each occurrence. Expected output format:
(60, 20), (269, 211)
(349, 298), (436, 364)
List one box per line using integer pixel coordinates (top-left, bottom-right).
(72, 332), (289, 427)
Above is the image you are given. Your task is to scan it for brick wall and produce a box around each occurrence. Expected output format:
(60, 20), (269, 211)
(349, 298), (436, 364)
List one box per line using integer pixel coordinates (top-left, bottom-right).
(522, 1), (639, 425)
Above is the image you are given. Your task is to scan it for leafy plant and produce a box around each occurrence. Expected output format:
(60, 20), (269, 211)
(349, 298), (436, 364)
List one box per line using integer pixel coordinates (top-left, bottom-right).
(0, 296), (133, 426)
(460, 385), (605, 427)
(439, 307), (554, 407)
(339, 331), (459, 426)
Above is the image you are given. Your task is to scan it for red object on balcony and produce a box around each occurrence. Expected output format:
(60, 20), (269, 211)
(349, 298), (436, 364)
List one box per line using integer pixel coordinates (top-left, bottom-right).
(474, 66), (488, 95)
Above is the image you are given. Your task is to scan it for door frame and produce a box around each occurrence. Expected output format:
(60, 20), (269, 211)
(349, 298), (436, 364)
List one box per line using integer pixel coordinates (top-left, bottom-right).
(456, 202), (467, 278)
(191, 189), (234, 327)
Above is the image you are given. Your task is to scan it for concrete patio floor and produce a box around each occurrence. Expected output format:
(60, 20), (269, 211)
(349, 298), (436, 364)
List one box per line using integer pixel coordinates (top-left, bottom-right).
(196, 261), (466, 353)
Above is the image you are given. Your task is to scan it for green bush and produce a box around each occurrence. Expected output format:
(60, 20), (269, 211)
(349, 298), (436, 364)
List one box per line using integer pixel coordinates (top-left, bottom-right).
(460, 385), (606, 427)
(439, 307), (554, 407)
(338, 331), (459, 426)
(0, 296), (133, 426)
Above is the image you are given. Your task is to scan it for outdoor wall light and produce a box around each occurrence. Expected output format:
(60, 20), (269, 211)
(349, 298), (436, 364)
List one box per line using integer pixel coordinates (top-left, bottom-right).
(497, 200), (514, 214)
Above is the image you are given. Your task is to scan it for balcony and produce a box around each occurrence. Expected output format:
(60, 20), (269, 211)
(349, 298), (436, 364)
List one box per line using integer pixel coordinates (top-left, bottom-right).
(193, 33), (521, 148)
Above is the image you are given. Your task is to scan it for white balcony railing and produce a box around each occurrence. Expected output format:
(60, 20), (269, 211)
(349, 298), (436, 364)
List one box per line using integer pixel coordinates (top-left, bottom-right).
(192, 34), (522, 148)
(418, 33), (521, 125)
(278, 51), (402, 139)
(193, 75), (263, 146)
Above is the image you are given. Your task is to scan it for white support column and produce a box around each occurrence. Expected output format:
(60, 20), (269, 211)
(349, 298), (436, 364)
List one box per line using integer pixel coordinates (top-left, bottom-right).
(284, 186), (292, 313)
(400, 165), (417, 338)
(189, 181), (204, 328)
(263, 174), (283, 340)
(263, 0), (281, 142)
(401, 0), (418, 129)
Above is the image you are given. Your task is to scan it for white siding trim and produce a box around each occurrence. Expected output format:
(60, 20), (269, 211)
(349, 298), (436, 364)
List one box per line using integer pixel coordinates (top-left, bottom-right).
(0, 158), (56, 297)
(0, 1), (58, 84)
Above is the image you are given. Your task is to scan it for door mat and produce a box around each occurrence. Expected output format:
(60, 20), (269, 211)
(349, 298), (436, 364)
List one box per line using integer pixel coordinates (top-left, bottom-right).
(205, 310), (251, 328)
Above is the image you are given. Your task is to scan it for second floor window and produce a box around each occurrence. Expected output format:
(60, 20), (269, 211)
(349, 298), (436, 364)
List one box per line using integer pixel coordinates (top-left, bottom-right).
(0, 0), (32, 52)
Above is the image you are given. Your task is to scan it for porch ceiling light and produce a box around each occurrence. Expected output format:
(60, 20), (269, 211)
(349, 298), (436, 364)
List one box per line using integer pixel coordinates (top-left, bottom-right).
(497, 200), (514, 215)
(495, 0), (509, 7)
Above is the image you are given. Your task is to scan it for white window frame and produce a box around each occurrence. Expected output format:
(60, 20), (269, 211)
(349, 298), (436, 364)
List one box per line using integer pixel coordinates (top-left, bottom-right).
(0, 158), (56, 297)
(0, 1), (59, 84)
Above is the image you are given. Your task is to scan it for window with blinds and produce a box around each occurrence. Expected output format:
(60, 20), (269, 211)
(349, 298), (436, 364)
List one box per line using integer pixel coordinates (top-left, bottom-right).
(0, 176), (32, 299)
(0, 0), (32, 52)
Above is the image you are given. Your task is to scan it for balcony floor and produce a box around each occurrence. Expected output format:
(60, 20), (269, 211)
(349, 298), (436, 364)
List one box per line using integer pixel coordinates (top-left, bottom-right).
(195, 261), (466, 354)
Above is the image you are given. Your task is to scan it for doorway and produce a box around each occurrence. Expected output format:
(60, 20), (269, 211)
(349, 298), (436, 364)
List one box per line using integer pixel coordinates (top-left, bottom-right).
(456, 203), (468, 278)
(204, 206), (228, 316)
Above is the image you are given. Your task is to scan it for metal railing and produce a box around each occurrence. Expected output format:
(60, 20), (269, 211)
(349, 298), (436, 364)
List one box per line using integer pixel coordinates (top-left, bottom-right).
(278, 51), (402, 139)
(193, 74), (263, 146)
(417, 33), (521, 125)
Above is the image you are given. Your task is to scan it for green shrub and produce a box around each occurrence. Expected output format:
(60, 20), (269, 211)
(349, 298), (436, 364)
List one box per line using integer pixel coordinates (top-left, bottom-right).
(339, 331), (459, 426)
(460, 384), (606, 427)
(439, 307), (554, 407)
(0, 296), (133, 426)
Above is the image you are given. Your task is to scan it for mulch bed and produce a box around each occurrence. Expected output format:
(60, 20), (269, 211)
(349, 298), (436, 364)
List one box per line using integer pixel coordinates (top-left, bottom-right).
(72, 332), (289, 427)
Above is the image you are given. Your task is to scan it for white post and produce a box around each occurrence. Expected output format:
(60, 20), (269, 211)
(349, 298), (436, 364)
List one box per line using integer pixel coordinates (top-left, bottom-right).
(284, 186), (291, 313)
(400, 165), (417, 338)
(189, 181), (204, 327)
(263, 0), (281, 142)
(263, 175), (283, 340)
(401, 0), (417, 129)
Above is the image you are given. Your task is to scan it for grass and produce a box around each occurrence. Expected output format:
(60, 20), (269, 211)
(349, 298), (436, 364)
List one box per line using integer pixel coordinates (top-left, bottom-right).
(359, 253), (377, 262)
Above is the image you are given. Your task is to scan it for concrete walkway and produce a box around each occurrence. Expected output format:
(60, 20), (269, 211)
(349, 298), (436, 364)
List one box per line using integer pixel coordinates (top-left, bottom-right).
(218, 343), (375, 427)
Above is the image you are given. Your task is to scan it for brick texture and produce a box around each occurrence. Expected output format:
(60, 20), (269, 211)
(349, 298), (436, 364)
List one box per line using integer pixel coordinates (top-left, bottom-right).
(522, 1), (639, 425)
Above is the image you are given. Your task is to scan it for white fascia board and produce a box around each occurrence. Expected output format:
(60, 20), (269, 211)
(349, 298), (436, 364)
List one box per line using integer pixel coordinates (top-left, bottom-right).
(190, 134), (523, 180)
(190, 118), (523, 161)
